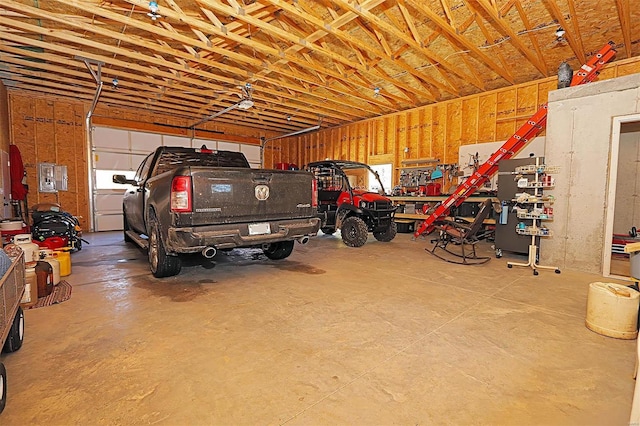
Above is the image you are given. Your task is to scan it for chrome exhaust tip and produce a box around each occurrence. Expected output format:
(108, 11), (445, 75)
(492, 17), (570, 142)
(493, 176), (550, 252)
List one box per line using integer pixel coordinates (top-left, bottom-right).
(202, 246), (217, 259)
(297, 236), (310, 245)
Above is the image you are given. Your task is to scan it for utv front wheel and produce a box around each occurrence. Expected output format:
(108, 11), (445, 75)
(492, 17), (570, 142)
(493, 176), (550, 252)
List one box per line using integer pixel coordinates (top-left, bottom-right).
(148, 212), (181, 278)
(263, 240), (295, 260)
(341, 216), (368, 247)
(373, 221), (397, 242)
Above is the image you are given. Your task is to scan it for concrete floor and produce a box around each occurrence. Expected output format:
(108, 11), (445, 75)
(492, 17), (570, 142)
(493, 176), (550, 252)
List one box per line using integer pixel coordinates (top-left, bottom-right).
(0, 231), (636, 425)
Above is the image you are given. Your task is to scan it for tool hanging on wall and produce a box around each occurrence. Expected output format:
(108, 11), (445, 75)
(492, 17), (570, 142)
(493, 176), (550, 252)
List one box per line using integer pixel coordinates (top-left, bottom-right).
(413, 42), (617, 238)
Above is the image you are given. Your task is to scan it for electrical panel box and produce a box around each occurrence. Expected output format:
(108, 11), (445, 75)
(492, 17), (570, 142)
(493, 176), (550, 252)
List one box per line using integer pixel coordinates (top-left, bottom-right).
(38, 163), (68, 193)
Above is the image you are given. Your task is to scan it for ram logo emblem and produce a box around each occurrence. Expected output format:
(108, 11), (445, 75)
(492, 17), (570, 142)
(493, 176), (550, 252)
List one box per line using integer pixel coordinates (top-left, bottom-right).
(255, 184), (270, 201)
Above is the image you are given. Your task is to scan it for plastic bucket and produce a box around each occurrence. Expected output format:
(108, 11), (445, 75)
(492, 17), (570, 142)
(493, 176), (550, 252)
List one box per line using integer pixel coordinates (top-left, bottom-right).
(586, 282), (640, 339)
(53, 249), (71, 277)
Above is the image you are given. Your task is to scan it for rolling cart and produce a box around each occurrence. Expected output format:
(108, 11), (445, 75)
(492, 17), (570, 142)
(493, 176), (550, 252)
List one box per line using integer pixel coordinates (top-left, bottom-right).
(0, 251), (26, 414)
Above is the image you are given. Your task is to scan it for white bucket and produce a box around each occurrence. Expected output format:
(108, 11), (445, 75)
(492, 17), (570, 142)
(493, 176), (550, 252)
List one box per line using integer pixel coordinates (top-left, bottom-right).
(586, 282), (640, 339)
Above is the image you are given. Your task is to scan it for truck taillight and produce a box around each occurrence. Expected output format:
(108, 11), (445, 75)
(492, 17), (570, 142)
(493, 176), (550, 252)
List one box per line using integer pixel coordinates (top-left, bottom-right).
(312, 178), (318, 207)
(171, 176), (192, 212)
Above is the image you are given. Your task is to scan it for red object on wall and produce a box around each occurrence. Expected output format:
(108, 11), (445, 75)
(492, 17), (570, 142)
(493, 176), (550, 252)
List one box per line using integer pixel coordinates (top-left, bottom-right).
(275, 162), (299, 170)
(9, 144), (28, 200)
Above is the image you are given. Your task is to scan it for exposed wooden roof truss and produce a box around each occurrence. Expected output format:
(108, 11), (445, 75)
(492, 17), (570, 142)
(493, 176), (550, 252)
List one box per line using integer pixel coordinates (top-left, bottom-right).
(0, 0), (637, 134)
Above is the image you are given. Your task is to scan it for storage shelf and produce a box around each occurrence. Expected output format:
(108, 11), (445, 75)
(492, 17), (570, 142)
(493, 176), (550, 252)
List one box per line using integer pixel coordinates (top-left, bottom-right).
(400, 157), (440, 165)
(515, 164), (560, 174)
(516, 227), (553, 236)
(517, 212), (554, 220)
(520, 182), (555, 188)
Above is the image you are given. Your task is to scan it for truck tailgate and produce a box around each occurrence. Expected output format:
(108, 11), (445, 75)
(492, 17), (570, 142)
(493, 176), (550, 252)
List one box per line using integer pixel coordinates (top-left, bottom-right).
(188, 168), (315, 225)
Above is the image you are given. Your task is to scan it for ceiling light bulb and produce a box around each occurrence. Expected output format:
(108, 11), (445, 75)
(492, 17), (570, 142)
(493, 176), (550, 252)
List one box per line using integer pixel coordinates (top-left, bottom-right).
(555, 27), (566, 39)
(286, 115), (291, 121)
(374, 87), (380, 96)
(149, 1), (159, 13)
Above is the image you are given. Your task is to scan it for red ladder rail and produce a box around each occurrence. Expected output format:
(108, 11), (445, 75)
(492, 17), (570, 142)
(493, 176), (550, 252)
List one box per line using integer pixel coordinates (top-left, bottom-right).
(413, 42), (617, 238)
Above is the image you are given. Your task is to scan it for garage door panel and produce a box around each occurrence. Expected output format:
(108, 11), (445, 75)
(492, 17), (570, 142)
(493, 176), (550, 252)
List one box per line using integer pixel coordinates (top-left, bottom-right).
(130, 132), (162, 151)
(241, 144), (261, 167)
(95, 214), (125, 232)
(93, 127), (263, 231)
(95, 192), (126, 212)
(163, 135), (192, 147)
(218, 141), (239, 151)
(94, 127), (129, 149)
(95, 151), (135, 170)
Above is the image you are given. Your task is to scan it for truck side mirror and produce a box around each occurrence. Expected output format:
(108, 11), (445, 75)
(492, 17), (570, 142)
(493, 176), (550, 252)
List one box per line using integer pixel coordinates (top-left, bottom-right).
(113, 174), (136, 185)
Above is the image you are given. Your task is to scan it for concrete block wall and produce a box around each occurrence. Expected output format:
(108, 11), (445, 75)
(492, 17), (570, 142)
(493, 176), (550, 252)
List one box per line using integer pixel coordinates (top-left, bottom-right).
(545, 73), (640, 274)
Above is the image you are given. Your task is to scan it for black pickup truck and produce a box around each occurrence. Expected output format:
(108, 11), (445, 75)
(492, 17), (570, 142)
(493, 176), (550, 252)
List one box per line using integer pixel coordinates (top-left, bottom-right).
(113, 146), (320, 278)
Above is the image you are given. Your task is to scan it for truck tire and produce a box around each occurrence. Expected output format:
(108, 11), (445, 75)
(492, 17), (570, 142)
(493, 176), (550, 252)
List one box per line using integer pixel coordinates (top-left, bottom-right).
(148, 212), (181, 278)
(321, 227), (336, 235)
(373, 221), (397, 242)
(263, 240), (295, 260)
(341, 216), (368, 247)
(2, 307), (24, 353)
(123, 209), (133, 243)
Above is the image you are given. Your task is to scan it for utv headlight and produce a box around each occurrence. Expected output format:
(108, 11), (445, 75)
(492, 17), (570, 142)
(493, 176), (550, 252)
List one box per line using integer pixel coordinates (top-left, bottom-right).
(360, 200), (368, 209)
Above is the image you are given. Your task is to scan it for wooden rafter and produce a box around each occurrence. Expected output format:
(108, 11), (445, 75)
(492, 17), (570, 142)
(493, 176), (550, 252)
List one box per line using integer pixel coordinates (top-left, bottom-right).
(331, 0), (484, 89)
(544, 0), (586, 64)
(0, 0), (629, 134)
(54, 0), (398, 114)
(405, 1), (516, 85)
(467, 0), (549, 76)
(615, 0), (632, 58)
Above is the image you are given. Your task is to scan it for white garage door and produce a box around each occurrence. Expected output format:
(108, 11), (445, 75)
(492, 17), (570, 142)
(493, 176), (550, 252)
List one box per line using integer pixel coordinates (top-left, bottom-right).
(92, 128), (262, 232)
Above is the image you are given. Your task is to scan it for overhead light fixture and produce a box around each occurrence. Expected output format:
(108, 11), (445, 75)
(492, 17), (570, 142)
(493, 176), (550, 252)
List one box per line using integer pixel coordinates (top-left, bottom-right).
(111, 77), (119, 89)
(374, 87), (381, 97)
(555, 27), (566, 41)
(147, 1), (161, 20)
(286, 114), (291, 121)
(238, 99), (254, 109)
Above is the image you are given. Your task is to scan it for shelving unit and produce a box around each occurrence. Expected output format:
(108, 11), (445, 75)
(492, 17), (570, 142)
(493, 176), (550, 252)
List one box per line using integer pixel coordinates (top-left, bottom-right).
(397, 158), (442, 196)
(506, 159), (561, 275)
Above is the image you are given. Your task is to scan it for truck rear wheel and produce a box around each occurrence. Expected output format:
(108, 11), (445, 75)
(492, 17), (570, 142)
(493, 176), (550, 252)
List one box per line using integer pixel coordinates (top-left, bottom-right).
(373, 221), (397, 242)
(341, 216), (368, 247)
(148, 213), (181, 278)
(263, 240), (294, 260)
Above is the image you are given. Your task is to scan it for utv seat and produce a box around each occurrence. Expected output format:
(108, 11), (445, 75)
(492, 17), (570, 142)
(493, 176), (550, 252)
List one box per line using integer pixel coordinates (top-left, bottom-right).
(318, 190), (342, 204)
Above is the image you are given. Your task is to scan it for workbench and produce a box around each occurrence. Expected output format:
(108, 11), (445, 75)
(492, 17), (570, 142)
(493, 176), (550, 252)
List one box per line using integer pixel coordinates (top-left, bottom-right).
(391, 196), (497, 234)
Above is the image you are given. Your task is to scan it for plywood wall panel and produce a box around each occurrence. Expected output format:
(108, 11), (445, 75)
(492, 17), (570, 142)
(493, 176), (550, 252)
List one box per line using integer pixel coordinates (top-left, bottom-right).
(615, 61), (640, 77)
(431, 105), (446, 162)
(8, 92), (89, 229)
(446, 101), (462, 163)
(461, 98), (479, 146)
(477, 93), (497, 142)
(408, 110), (420, 157)
(420, 106), (433, 159)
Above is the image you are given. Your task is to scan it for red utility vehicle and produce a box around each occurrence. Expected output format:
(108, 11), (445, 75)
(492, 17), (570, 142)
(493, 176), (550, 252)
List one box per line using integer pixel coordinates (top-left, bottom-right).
(307, 160), (397, 247)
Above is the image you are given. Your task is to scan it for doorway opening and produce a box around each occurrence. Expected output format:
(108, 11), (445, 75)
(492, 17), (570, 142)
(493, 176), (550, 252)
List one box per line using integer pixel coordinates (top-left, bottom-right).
(604, 114), (640, 279)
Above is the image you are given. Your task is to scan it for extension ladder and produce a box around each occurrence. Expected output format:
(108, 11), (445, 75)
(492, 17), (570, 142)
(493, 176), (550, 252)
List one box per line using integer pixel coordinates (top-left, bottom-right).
(413, 41), (617, 237)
